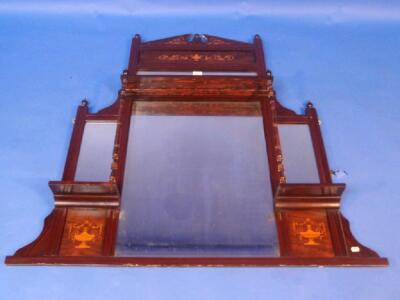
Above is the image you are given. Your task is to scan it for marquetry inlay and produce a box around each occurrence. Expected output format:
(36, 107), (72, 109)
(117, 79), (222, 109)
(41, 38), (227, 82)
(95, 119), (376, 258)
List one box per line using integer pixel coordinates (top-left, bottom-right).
(157, 53), (235, 62)
(68, 220), (103, 249)
(292, 218), (326, 246)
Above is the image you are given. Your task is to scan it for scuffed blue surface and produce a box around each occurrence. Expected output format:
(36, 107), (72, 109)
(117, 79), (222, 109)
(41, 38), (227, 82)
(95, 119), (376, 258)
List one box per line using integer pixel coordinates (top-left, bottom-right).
(0, 8), (399, 300)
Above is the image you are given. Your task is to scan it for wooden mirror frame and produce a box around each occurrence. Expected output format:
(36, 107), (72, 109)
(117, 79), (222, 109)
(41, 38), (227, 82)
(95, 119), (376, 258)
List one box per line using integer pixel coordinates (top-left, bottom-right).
(6, 34), (388, 267)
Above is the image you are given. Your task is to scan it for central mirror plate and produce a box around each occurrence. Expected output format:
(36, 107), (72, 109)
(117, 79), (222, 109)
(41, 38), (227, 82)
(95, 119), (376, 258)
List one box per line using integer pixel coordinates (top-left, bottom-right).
(116, 102), (279, 257)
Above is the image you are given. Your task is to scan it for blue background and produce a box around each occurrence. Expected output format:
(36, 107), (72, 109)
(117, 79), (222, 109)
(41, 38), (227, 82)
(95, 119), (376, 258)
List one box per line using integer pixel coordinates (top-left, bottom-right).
(0, 1), (399, 299)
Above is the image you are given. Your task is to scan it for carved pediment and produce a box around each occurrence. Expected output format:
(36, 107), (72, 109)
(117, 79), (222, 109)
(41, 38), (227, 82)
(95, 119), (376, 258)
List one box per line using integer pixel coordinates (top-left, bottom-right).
(129, 33), (261, 74)
(142, 33), (251, 47)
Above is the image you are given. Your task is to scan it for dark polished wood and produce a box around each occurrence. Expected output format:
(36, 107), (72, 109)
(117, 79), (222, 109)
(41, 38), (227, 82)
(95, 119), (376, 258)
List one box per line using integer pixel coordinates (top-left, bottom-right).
(306, 102), (332, 184)
(6, 34), (387, 267)
(59, 208), (107, 256)
(5, 256), (388, 267)
(11, 208), (67, 257)
(62, 100), (88, 181)
(275, 183), (345, 208)
(279, 209), (335, 257)
(124, 76), (268, 99)
(134, 101), (262, 116)
(130, 34), (260, 74)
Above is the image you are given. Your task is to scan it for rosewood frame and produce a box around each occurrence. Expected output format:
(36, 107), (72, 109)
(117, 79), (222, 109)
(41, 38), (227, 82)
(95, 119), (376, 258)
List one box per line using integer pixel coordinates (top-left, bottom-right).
(6, 34), (388, 267)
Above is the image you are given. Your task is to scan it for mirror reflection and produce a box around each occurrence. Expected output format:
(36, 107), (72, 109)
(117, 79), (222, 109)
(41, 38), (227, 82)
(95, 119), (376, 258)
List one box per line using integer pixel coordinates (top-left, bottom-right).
(116, 102), (279, 257)
(278, 124), (320, 183)
(74, 121), (117, 182)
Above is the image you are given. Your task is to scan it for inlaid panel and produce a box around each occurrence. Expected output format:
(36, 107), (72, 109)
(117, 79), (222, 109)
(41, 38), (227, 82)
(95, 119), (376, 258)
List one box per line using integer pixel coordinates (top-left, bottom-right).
(138, 50), (255, 68)
(59, 208), (107, 256)
(280, 209), (334, 257)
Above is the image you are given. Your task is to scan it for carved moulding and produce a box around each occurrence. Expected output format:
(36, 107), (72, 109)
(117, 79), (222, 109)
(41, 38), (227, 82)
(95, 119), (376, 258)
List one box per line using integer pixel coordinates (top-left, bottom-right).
(6, 34), (387, 267)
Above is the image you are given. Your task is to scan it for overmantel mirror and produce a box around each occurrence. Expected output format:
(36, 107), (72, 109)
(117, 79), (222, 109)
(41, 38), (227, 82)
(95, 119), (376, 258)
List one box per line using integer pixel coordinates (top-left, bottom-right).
(6, 34), (388, 267)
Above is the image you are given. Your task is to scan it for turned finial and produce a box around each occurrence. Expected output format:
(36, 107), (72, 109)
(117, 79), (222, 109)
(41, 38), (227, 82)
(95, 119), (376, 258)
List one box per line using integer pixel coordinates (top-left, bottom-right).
(81, 97), (89, 106)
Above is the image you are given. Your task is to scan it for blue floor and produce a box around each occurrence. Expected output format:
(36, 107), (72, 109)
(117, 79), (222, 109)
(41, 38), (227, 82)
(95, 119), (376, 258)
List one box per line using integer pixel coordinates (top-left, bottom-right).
(0, 5), (399, 300)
